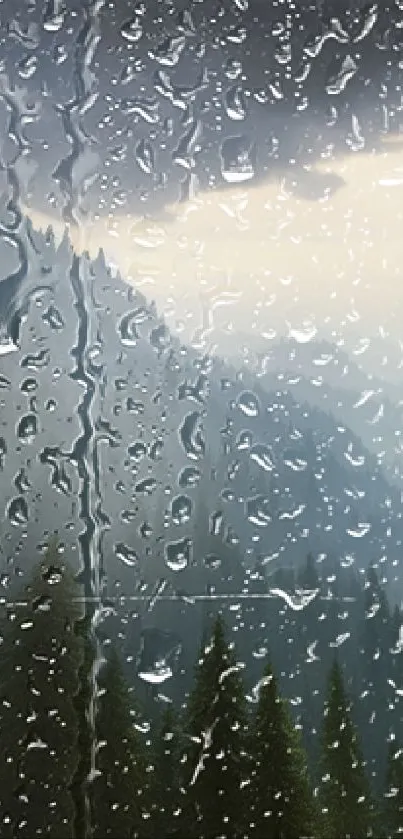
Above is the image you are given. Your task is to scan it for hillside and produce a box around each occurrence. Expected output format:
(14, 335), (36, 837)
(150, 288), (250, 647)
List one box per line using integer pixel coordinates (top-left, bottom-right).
(0, 218), (402, 708)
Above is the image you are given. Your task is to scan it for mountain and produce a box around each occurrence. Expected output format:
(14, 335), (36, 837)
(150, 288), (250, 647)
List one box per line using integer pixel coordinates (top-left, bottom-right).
(237, 336), (403, 487)
(1, 217), (403, 710)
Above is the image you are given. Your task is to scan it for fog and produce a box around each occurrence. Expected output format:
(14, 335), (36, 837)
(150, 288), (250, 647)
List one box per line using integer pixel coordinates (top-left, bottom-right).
(21, 133), (403, 356)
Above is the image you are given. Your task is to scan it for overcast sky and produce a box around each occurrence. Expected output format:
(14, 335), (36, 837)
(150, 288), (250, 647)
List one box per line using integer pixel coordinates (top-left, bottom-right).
(21, 132), (403, 354)
(1, 0), (402, 361)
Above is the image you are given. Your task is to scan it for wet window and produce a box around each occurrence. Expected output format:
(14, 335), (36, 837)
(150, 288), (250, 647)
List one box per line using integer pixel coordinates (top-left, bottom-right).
(0, 0), (402, 836)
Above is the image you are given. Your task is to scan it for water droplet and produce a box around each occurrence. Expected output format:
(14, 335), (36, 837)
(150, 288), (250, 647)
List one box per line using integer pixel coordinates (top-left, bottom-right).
(246, 495), (271, 527)
(20, 377), (38, 394)
(237, 391), (260, 417)
(17, 413), (38, 444)
(15, 467), (31, 493)
(150, 323), (171, 352)
(0, 437), (7, 467)
(135, 477), (157, 496)
(135, 138), (155, 175)
(42, 565), (63, 585)
(18, 54), (38, 79)
(171, 494), (192, 525)
(150, 34), (186, 67)
(128, 441), (147, 462)
(114, 543), (138, 567)
(7, 496), (29, 527)
(326, 55), (358, 96)
(220, 135), (255, 183)
(346, 522), (371, 538)
(21, 350), (50, 371)
(119, 309), (149, 346)
(236, 430), (253, 450)
(224, 84), (247, 121)
(165, 537), (192, 571)
(287, 324), (318, 344)
(138, 662), (173, 684)
(178, 466), (201, 488)
(121, 16), (143, 42)
(0, 375), (11, 389)
(250, 444), (274, 472)
(32, 594), (52, 613)
(204, 554), (222, 570)
(42, 305), (64, 331)
(179, 411), (205, 460)
(210, 511), (223, 536)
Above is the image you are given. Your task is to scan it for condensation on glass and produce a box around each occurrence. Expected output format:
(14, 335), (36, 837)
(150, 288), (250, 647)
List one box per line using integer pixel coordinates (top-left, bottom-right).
(0, 1), (401, 837)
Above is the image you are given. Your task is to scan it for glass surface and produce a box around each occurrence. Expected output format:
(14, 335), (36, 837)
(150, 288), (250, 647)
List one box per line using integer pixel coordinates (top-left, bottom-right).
(0, 0), (402, 836)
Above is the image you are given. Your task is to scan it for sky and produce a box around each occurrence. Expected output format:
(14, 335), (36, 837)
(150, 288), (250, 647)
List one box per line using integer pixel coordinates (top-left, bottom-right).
(0, 0), (400, 370)
(21, 132), (403, 356)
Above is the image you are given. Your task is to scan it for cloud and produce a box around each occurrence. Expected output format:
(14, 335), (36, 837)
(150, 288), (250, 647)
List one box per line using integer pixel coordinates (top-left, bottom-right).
(21, 134), (403, 349)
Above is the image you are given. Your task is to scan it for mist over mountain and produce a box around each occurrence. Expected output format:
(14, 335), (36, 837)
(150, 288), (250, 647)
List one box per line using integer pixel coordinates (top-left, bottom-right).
(0, 218), (402, 715)
(234, 336), (403, 486)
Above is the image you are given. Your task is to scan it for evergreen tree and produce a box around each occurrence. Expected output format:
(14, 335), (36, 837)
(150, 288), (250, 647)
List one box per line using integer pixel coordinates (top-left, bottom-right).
(319, 658), (375, 838)
(70, 611), (95, 839)
(296, 553), (322, 768)
(382, 741), (403, 838)
(389, 606), (403, 749)
(248, 659), (317, 838)
(359, 564), (392, 790)
(0, 541), (83, 838)
(297, 552), (319, 591)
(91, 645), (150, 838)
(151, 705), (183, 837)
(183, 613), (248, 838)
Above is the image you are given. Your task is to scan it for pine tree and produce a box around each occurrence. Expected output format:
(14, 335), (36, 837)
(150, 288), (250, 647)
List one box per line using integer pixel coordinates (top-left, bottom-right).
(359, 564), (392, 790)
(382, 741), (403, 838)
(183, 613), (248, 838)
(296, 553), (322, 768)
(151, 705), (183, 837)
(91, 645), (150, 838)
(248, 659), (317, 838)
(389, 606), (403, 750)
(70, 612), (94, 839)
(319, 658), (375, 838)
(297, 552), (319, 590)
(0, 541), (83, 838)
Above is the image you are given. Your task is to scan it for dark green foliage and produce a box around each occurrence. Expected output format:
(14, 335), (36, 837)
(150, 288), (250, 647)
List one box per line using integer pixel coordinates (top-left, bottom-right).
(91, 646), (150, 838)
(295, 554), (322, 767)
(319, 658), (375, 838)
(183, 613), (248, 838)
(150, 705), (183, 837)
(382, 742), (403, 838)
(297, 552), (319, 590)
(248, 660), (317, 839)
(0, 541), (83, 838)
(70, 612), (95, 839)
(0, 542), (401, 839)
(359, 565), (393, 790)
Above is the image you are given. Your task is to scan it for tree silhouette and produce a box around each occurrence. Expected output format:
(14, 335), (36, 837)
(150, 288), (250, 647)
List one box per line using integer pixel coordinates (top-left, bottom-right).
(319, 658), (375, 838)
(183, 613), (248, 838)
(0, 540), (83, 838)
(248, 659), (317, 838)
(359, 564), (392, 790)
(91, 645), (150, 838)
(151, 705), (183, 837)
(382, 741), (403, 838)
